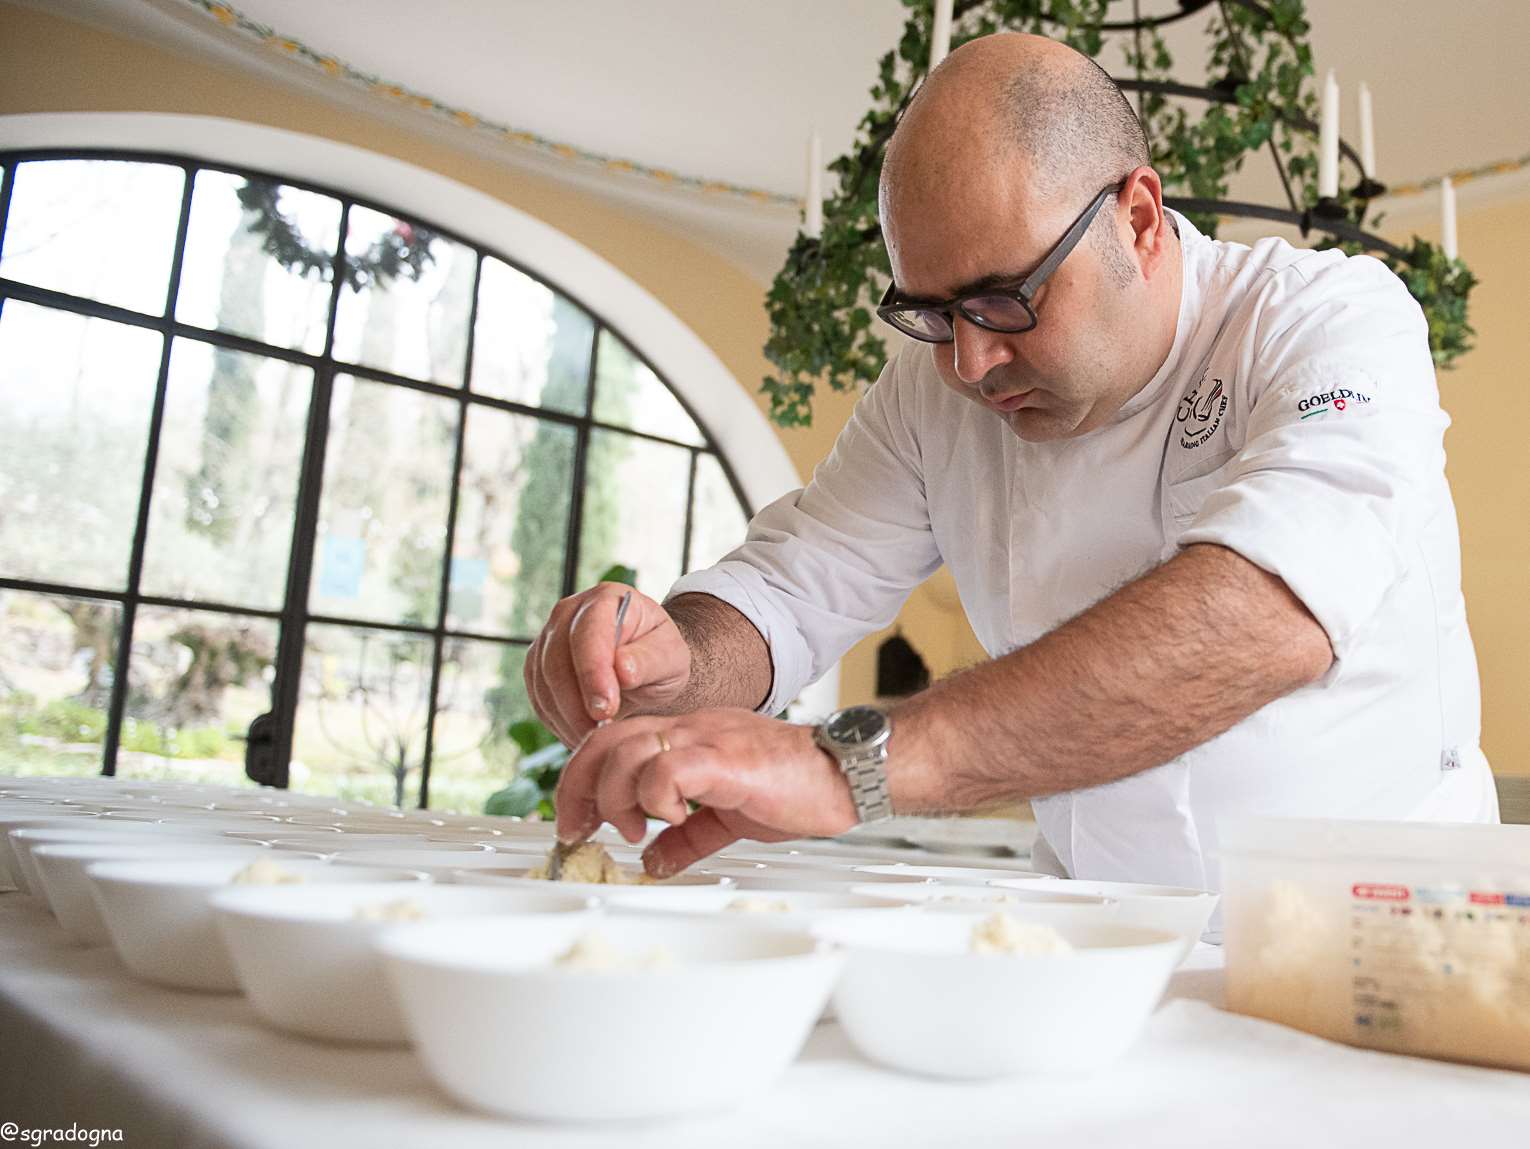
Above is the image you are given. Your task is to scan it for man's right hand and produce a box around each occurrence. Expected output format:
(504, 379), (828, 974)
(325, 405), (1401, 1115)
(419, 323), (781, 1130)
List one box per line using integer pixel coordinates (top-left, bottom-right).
(523, 582), (692, 747)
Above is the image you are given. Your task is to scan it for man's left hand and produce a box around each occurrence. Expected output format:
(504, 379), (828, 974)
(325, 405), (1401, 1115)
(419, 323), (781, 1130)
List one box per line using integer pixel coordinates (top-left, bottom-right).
(553, 709), (859, 878)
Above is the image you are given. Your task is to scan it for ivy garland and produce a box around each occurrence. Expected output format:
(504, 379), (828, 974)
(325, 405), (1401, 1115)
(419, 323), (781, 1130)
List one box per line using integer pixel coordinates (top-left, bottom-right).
(234, 180), (437, 291)
(763, 0), (1476, 427)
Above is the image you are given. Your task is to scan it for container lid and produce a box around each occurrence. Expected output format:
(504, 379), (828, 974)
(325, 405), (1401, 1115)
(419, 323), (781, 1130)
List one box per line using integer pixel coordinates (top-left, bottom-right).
(1217, 817), (1530, 868)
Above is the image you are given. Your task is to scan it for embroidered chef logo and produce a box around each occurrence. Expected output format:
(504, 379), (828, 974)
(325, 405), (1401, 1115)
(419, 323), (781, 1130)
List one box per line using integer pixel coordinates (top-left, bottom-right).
(1296, 388), (1372, 420)
(1176, 376), (1227, 449)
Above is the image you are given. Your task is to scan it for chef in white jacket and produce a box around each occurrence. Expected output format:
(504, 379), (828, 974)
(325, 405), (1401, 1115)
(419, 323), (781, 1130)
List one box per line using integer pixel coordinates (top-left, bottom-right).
(527, 32), (1499, 886)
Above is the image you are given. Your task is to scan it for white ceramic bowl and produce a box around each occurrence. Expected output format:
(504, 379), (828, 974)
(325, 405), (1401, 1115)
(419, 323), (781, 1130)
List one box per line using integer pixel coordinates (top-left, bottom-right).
(861, 884), (1123, 927)
(377, 914), (841, 1121)
(699, 864), (934, 893)
(34, 841), (270, 944)
(450, 864), (737, 910)
(991, 878), (1219, 957)
(331, 849), (566, 879)
(211, 883), (598, 1044)
(88, 856), (429, 992)
(622, 888), (914, 927)
(8, 822), (246, 897)
(1, 812), (103, 892)
(817, 913), (1181, 1078)
(853, 862), (1054, 886)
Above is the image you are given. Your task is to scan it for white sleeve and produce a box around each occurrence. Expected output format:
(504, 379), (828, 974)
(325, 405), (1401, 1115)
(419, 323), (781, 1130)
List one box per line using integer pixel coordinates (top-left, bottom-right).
(1178, 256), (1448, 663)
(667, 352), (942, 714)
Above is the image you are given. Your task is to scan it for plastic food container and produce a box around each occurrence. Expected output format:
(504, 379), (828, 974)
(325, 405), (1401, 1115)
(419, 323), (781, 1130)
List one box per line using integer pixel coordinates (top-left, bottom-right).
(1220, 817), (1530, 1072)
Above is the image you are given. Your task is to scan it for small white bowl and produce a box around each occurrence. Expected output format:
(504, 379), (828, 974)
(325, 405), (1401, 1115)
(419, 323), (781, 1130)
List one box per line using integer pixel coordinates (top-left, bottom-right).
(1, 812), (103, 892)
(87, 856), (429, 992)
(817, 913), (1181, 1078)
(450, 864), (737, 910)
(211, 883), (598, 1044)
(34, 841), (270, 944)
(8, 822), (247, 897)
(331, 849), (559, 879)
(864, 885), (1122, 927)
(622, 888), (914, 926)
(853, 862), (1054, 886)
(991, 878), (1219, 957)
(377, 914), (841, 1121)
(700, 865), (934, 893)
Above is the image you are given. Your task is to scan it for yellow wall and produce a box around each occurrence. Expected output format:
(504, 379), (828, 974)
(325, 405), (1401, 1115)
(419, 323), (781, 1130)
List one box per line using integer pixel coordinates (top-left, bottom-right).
(1397, 197), (1530, 776)
(3, 5), (1522, 779)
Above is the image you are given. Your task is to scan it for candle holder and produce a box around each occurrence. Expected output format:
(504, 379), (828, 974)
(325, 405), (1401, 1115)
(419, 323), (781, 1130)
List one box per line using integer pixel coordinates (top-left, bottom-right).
(1299, 196), (1348, 239)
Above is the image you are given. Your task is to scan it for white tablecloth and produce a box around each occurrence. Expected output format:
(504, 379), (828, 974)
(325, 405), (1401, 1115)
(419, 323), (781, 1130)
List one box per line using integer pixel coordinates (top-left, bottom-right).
(0, 893), (1524, 1149)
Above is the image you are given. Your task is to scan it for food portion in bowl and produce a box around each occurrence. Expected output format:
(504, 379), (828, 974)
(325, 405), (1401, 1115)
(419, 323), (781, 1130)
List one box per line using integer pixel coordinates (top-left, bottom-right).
(526, 841), (652, 885)
(969, 911), (1073, 955)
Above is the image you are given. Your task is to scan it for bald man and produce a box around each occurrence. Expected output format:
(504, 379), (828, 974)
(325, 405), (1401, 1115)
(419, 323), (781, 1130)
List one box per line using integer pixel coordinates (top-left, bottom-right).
(527, 33), (1497, 890)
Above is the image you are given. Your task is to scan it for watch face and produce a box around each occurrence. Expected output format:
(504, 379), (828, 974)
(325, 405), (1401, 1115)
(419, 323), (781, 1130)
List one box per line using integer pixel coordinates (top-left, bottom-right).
(827, 706), (887, 747)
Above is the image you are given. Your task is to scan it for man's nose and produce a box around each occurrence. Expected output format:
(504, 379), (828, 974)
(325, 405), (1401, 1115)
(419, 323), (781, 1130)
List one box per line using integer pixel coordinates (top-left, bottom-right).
(950, 315), (1015, 387)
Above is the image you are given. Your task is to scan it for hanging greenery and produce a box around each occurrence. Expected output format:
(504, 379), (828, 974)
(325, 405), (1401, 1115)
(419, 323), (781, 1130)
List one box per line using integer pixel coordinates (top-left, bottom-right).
(234, 180), (437, 291)
(763, 0), (1476, 427)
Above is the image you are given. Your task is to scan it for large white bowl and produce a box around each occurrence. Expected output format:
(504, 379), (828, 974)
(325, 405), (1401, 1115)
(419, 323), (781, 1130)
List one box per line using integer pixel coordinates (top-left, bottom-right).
(34, 841), (271, 944)
(377, 914), (841, 1121)
(211, 884), (598, 1044)
(1, 812), (103, 892)
(450, 864), (737, 910)
(87, 856), (429, 992)
(991, 878), (1219, 957)
(816, 913), (1181, 1078)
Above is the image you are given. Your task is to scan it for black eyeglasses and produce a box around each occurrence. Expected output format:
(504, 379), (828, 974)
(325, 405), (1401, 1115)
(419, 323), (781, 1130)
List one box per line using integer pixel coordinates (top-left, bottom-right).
(876, 182), (1121, 343)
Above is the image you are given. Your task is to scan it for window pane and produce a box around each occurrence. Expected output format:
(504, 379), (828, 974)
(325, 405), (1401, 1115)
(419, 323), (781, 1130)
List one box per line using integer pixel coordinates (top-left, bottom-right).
(591, 330), (704, 446)
(291, 623), (434, 808)
(0, 159), (183, 315)
(331, 206), (475, 385)
(0, 301), (164, 591)
(448, 406), (574, 638)
(426, 637), (529, 814)
(577, 430), (690, 600)
(138, 340), (312, 610)
(176, 171), (340, 355)
(310, 376), (457, 627)
(113, 607), (276, 786)
(0, 589), (119, 777)
(471, 257), (592, 414)
(687, 453), (749, 572)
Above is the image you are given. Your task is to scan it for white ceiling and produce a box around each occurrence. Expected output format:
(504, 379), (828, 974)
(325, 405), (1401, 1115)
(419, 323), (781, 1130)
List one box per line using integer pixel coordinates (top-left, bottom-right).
(27, 0), (1530, 281)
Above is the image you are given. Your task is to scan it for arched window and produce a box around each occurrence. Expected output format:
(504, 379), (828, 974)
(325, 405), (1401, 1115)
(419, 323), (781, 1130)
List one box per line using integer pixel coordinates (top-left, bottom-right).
(0, 149), (756, 813)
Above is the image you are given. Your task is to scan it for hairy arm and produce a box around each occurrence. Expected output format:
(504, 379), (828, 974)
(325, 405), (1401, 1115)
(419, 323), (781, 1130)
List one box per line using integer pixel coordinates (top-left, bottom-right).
(887, 544), (1335, 810)
(659, 593), (775, 715)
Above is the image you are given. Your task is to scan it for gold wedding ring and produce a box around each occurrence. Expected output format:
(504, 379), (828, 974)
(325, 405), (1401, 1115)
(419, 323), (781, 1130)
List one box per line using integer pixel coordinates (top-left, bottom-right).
(656, 731), (671, 754)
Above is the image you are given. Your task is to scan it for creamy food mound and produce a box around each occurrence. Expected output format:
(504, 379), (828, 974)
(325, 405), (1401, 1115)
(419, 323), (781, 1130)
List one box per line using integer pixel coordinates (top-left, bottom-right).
(725, 897), (793, 914)
(970, 911), (1073, 956)
(353, 897), (426, 922)
(528, 841), (653, 885)
(229, 858), (305, 886)
(555, 932), (676, 971)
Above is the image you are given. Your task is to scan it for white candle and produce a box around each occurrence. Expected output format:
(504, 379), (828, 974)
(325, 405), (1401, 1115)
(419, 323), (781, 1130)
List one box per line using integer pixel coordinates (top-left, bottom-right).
(1318, 68), (1340, 199)
(804, 130), (823, 240)
(1441, 177), (1458, 260)
(929, 0), (953, 71)
(1357, 82), (1376, 180)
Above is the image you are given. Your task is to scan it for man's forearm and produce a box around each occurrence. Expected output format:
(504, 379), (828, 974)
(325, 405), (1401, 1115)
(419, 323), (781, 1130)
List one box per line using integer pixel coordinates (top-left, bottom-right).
(661, 593), (774, 714)
(887, 544), (1335, 812)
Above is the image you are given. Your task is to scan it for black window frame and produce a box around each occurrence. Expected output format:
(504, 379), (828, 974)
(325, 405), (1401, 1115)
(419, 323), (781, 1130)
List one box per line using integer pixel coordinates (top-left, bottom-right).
(0, 147), (756, 808)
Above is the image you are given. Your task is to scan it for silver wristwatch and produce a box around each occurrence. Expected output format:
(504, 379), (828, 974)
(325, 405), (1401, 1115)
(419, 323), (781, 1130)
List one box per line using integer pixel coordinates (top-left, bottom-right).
(814, 705), (894, 824)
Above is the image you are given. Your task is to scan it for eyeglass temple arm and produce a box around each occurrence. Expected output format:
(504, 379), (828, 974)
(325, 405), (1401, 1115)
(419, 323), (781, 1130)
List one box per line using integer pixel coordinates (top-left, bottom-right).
(1018, 184), (1117, 298)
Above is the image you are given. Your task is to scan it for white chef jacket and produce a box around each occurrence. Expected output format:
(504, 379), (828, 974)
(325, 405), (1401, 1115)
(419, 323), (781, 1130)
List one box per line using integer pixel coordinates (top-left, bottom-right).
(669, 211), (1498, 892)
